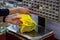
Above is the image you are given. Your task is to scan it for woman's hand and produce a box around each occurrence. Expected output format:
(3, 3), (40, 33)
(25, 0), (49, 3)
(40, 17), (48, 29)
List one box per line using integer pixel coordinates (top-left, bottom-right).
(5, 14), (21, 25)
(9, 7), (32, 14)
(17, 7), (32, 13)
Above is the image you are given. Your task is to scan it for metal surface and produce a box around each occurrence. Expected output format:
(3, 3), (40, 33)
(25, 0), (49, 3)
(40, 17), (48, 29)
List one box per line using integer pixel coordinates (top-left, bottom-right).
(7, 25), (53, 40)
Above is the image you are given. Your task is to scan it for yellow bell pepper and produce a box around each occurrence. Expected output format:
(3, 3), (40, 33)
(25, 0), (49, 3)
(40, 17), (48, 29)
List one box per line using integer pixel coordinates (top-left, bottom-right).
(18, 14), (37, 33)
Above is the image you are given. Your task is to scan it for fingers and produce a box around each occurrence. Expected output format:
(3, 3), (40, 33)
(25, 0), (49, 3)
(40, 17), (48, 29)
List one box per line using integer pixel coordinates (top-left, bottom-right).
(11, 18), (21, 25)
(7, 14), (20, 20)
(6, 17), (21, 25)
(27, 8), (35, 14)
(18, 7), (33, 14)
(5, 14), (21, 25)
(28, 9), (32, 12)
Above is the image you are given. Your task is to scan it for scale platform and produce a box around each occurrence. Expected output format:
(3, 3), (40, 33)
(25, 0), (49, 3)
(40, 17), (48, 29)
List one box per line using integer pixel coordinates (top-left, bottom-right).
(7, 25), (53, 40)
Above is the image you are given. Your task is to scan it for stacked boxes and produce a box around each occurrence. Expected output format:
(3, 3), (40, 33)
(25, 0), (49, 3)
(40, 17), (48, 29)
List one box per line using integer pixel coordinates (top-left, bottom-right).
(22, 0), (60, 21)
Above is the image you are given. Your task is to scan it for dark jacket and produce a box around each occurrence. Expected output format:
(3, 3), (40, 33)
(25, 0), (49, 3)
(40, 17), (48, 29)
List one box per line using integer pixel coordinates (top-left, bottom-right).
(0, 9), (9, 16)
(0, 9), (9, 22)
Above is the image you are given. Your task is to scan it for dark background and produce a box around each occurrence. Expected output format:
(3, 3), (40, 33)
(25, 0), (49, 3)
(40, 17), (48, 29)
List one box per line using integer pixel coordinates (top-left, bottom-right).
(16, 0), (22, 2)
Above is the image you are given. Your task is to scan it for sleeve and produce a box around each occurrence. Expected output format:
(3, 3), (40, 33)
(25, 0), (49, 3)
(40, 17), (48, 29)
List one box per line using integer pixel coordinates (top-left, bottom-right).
(0, 9), (9, 16)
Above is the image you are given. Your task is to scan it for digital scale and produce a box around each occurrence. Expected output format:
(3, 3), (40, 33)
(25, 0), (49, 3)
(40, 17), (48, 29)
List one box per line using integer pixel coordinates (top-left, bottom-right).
(0, 0), (60, 40)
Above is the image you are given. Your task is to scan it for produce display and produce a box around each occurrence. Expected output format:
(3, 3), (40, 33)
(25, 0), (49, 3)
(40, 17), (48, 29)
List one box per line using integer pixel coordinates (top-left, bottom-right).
(17, 14), (37, 33)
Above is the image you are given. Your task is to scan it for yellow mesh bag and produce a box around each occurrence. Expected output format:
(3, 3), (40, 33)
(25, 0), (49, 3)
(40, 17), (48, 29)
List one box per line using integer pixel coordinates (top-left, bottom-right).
(17, 14), (37, 33)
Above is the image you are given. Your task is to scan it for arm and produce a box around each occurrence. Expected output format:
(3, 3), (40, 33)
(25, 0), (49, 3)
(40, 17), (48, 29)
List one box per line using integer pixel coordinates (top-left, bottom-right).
(9, 7), (32, 14)
(0, 7), (32, 22)
(0, 8), (20, 16)
(0, 7), (32, 16)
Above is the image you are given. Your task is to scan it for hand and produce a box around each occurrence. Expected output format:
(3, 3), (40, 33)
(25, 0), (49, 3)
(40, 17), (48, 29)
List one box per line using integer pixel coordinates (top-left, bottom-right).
(17, 7), (32, 14)
(5, 14), (21, 25)
(9, 7), (33, 14)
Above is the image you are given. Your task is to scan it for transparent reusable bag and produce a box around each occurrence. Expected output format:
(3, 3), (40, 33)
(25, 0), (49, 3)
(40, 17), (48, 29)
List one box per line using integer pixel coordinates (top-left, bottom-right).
(0, 22), (8, 35)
